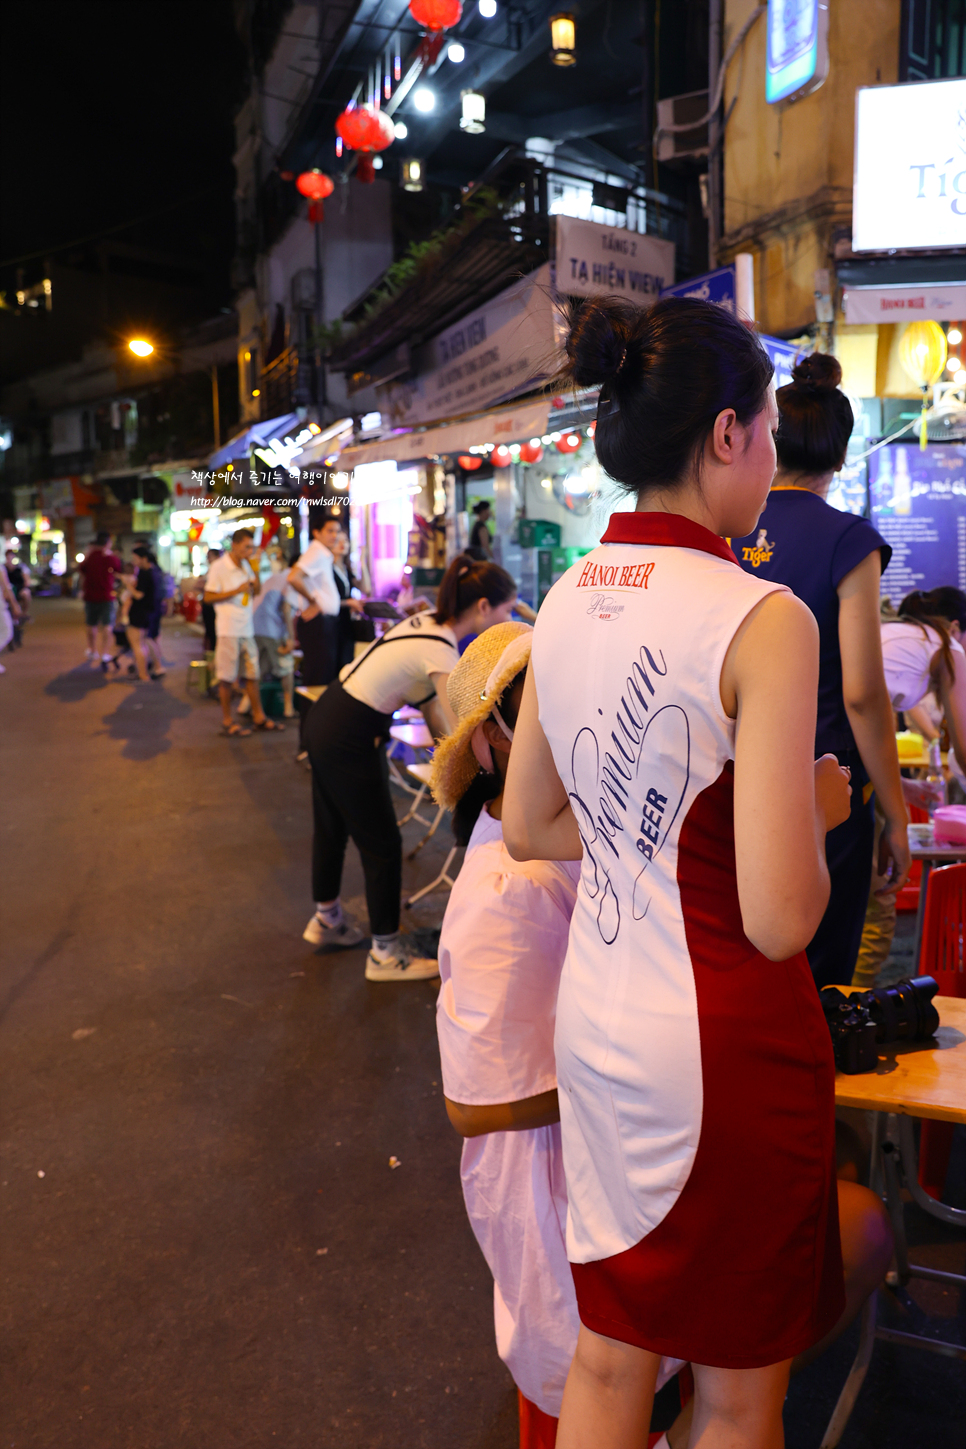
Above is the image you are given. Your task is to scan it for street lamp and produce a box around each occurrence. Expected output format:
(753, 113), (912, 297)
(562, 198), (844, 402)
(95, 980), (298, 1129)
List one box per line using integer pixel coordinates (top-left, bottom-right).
(128, 339), (154, 357)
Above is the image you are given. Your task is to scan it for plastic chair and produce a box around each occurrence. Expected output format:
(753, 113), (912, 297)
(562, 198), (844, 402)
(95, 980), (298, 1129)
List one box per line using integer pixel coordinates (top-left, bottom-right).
(896, 805), (929, 913)
(916, 862), (966, 1199)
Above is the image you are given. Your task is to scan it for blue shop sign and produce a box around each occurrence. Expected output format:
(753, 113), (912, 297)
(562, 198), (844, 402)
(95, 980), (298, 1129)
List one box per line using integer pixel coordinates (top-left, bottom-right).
(759, 333), (799, 387)
(661, 265), (736, 312)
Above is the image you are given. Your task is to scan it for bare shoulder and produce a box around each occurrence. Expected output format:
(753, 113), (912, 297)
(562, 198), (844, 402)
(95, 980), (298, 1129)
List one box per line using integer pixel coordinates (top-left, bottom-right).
(722, 589), (818, 716)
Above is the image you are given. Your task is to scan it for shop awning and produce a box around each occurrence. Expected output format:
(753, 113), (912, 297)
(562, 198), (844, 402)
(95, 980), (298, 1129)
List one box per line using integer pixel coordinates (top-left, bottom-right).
(207, 413), (301, 469)
(336, 398), (551, 470)
(843, 282), (966, 325)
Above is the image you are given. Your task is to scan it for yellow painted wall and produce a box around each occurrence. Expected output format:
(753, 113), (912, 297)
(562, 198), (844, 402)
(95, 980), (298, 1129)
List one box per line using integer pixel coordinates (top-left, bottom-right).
(722, 0), (901, 335)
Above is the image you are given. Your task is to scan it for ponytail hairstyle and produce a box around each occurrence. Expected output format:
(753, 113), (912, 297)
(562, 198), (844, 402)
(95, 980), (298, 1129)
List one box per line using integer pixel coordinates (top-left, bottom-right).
(775, 352), (854, 474)
(559, 294), (774, 497)
(433, 553), (516, 625)
(924, 586), (966, 633)
(898, 589), (959, 686)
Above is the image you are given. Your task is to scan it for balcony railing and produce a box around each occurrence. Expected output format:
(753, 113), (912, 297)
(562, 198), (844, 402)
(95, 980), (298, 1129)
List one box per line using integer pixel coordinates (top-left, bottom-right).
(259, 347), (316, 419)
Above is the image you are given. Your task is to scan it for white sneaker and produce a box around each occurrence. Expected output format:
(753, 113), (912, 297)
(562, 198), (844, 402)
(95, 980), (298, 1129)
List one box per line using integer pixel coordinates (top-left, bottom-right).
(303, 912), (366, 950)
(365, 939), (440, 982)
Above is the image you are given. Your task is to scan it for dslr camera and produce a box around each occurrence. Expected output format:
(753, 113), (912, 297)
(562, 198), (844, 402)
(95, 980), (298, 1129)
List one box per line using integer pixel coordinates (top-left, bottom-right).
(820, 976), (940, 1075)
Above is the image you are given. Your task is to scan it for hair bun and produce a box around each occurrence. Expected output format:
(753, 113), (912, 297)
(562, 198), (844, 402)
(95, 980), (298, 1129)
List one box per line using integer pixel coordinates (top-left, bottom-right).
(791, 352), (841, 392)
(565, 296), (641, 389)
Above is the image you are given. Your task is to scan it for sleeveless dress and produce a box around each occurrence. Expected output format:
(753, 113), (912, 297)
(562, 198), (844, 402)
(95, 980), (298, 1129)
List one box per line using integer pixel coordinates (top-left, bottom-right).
(530, 511), (844, 1369)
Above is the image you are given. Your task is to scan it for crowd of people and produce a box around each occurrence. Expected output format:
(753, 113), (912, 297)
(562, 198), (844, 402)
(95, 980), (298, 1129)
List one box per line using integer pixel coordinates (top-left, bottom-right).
(4, 292), (963, 1449)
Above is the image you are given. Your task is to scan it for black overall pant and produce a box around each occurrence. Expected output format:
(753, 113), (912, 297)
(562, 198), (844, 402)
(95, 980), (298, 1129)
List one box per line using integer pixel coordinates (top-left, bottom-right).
(806, 749), (875, 990)
(305, 680), (400, 937)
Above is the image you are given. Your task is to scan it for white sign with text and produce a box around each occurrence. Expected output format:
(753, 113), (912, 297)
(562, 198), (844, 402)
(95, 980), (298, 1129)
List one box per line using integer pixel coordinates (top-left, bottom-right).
(555, 216), (675, 305)
(853, 78), (966, 252)
(378, 265), (559, 429)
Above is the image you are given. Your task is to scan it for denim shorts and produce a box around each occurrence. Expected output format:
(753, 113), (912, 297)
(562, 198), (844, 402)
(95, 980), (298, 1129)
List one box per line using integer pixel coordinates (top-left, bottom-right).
(84, 599), (114, 628)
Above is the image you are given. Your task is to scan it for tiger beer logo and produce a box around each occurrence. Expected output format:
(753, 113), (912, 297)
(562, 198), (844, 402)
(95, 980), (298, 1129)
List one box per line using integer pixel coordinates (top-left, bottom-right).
(741, 528), (774, 568)
(576, 559), (655, 591)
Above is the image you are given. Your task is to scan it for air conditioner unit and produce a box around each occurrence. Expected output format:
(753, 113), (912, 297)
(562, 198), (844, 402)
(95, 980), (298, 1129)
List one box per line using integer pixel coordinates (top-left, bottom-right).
(656, 90), (709, 163)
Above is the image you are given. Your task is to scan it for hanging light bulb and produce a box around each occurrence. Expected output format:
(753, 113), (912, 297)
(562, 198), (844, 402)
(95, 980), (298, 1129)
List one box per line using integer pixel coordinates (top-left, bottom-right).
(402, 158), (425, 192)
(550, 13), (577, 66)
(394, 120), (408, 139)
(460, 90), (486, 133)
(479, 0), (497, 16)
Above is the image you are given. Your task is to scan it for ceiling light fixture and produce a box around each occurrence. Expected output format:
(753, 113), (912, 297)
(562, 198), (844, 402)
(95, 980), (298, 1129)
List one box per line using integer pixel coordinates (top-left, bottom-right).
(460, 90), (486, 133)
(550, 13), (577, 66)
(402, 158), (425, 191)
(393, 120), (408, 139)
(479, 0), (497, 16)
(413, 87), (435, 112)
(447, 42), (465, 62)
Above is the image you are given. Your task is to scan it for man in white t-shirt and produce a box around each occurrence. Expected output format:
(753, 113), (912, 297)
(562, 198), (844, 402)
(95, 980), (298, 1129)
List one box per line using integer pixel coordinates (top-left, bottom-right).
(287, 516), (358, 688)
(203, 528), (283, 736)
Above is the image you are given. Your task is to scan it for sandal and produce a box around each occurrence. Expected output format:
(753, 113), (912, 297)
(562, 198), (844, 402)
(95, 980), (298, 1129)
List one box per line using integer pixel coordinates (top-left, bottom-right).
(220, 723), (252, 737)
(254, 718), (284, 731)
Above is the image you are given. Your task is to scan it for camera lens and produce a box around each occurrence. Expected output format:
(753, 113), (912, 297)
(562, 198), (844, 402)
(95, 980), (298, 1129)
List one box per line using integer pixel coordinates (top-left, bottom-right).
(858, 975), (940, 1044)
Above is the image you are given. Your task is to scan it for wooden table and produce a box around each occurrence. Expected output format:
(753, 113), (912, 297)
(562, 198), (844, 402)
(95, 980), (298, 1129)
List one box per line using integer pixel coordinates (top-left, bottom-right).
(834, 995), (966, 1125)
(295, 684), (326, 704)
(821, 994), (966, 1447)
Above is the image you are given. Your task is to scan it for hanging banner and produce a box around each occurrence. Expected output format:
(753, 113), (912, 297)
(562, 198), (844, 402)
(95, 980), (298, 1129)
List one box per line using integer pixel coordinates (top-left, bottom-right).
(338, 399), (551, 469)
(843, 283), (966, 325)
(556, 216), (674, 305)
(378, 266), (560, 430)
(870, 444), (966, 600)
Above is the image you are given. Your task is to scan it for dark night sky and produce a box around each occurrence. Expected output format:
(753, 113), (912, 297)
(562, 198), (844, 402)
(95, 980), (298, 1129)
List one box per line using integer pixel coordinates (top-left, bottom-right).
(1, 1), (243, 306)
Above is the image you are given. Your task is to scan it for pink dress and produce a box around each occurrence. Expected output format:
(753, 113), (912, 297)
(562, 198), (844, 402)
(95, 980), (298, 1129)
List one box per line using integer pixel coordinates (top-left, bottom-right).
(437, 806), (684, 1410)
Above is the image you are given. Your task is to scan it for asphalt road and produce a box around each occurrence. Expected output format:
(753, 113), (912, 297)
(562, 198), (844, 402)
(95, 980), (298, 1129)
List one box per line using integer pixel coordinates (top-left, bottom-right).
(1, 599), (963, 1449)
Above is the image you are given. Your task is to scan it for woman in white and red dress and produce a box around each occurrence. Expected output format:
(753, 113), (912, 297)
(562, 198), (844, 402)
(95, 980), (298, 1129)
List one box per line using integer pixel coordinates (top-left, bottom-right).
(503, 296), (852, 1448)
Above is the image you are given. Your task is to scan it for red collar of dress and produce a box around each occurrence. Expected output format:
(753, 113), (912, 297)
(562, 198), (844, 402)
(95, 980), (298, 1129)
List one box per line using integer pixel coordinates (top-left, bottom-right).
(600, 511), (738, 565)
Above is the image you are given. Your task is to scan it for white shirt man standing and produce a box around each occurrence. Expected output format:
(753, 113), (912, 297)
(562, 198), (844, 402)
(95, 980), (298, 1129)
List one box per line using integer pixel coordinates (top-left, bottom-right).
(287, 516), (360, 688)
(204, 527), (284, 736)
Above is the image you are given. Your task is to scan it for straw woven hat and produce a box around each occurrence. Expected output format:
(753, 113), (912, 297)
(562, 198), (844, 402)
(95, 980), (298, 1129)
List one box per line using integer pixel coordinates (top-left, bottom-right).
(431, 621), (533, 810)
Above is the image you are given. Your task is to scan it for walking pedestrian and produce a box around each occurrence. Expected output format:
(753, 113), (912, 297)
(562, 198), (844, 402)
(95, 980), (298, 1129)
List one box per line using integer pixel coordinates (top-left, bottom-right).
(252, 549), (297, 720)
(122, 545), (156, 684)
(0, 563), (21, 672)
(203, 528), (284, 736)
(303, 553), (517, 981)
(78, 531), (122, 666)
(201, 548), (221, 654)
(503, 295), (851, 1447)
(4, 549), (29, 647)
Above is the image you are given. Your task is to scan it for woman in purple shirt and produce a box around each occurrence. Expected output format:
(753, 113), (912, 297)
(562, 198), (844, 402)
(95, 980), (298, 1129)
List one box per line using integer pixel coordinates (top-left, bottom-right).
(733, 354), (910, 988)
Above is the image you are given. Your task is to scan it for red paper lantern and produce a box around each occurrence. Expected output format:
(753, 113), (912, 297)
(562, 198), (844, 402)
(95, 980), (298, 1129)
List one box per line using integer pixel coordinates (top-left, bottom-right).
(457, 454), (482, 471)
(296, 169), (335, 222)
(518, 442), (543, 464)
(409, 0), (462, 29)
(492, 445), (512, 467)
(556, 432), (582, 454)
(336, 104), (396, 183)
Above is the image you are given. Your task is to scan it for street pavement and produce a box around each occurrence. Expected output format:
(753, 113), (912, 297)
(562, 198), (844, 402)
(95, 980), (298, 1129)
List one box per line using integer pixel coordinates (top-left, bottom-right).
(1, 599), (963, 1448)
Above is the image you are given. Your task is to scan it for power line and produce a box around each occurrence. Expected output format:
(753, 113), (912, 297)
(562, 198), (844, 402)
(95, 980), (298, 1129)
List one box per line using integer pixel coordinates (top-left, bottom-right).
(0, 188), (212, 270)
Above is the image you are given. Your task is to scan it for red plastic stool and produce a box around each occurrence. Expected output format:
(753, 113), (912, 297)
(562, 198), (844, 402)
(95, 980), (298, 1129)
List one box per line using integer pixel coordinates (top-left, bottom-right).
(916, 862), (966, 1199)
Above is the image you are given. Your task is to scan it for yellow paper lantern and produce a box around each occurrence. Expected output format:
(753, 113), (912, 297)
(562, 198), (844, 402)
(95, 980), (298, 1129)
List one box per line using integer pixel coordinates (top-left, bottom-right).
(899, 320), (947, 449)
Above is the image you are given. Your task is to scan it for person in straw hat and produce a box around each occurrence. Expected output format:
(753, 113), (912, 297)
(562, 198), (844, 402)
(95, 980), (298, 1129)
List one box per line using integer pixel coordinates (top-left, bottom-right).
(432, 622), (684, 1446)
